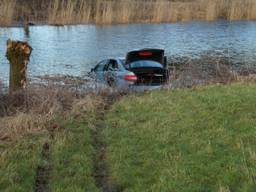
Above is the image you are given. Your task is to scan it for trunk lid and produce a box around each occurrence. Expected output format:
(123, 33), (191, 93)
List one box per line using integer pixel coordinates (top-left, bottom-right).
(125, 49), (168, 85)
(125, 49), (166, 66)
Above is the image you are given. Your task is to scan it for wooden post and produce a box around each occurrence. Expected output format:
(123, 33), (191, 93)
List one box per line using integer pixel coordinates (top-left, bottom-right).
(24, 25), (30, 37)
(6, 39), (32, 94)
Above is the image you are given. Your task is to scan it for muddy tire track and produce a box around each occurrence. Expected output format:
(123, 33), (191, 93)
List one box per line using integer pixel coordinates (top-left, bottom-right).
(34, 142), (52, 192)
(93, 94), (124, 192)
(34, 128), (55, 192)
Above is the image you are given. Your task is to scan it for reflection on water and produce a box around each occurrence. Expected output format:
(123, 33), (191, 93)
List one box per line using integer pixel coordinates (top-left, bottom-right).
(0, 21), (256, 85)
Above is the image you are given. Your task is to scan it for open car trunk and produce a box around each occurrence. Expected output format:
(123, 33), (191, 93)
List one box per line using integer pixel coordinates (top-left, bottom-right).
(130, 67), (168, 85)
(126, 49), (166, 67)
(125, 49), (169, 85)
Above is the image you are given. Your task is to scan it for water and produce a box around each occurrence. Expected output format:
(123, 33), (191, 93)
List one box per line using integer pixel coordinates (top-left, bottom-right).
(1, 21), (256, 86)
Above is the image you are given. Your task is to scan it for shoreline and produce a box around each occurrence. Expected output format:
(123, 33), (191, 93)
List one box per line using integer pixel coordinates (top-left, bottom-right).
(1, 19), (256, 28)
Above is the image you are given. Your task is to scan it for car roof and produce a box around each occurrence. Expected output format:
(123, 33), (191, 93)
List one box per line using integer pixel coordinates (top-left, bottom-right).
(111, 57), (125, 61)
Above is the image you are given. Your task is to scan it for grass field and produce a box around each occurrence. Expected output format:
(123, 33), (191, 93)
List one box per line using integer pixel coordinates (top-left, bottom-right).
(0, 117), (99, 191)
(0, 91), (103, 191)
(50, 117), (99, 192)
(0, 134), (47, 191)
(104, 83), (256, 191)
(1, 83), (256, 191)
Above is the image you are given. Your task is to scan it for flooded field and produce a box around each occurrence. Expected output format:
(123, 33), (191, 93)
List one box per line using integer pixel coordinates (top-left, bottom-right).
(0, 20), (256, 86)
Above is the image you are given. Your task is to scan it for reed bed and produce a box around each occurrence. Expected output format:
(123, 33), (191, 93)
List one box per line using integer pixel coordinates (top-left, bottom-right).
(0, 0), (16, 26)
(1, 0), (256, 26)
(48, 0), (92, 25)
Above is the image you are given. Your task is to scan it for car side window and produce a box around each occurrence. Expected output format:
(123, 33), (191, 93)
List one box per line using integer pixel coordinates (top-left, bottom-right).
(107, 60), (119, 71)
(95, 60), (108, 72)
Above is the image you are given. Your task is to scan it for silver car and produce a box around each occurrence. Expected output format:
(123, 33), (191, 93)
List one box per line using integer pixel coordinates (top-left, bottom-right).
(91, 49), (169, 91)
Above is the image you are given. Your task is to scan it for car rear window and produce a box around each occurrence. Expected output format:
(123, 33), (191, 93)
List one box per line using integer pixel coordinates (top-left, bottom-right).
(127, 60), (163, 69)
(126, 49), (165, 64)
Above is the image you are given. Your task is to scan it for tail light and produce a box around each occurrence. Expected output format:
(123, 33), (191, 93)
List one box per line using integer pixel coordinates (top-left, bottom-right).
(138, 51), (153, 56)
(124, 74), (137, 82)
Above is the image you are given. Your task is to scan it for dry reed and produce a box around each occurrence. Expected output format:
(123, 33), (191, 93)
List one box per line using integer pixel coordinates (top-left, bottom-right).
(38, 0), (256, 24)
(1, 0), (256, 26)
(48, 0), (92, 25)
(0, 0), (16, 26)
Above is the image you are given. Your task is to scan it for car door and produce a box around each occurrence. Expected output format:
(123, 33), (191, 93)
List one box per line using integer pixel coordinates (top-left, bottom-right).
(94, 59), (109, 82)
(104, 59), (119, 87)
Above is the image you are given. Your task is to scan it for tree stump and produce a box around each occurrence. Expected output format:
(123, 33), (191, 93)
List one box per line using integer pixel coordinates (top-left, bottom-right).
(6, 39), (32, 94)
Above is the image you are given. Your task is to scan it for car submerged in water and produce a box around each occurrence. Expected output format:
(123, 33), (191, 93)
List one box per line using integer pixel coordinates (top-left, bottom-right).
(91, 49), (169, 91)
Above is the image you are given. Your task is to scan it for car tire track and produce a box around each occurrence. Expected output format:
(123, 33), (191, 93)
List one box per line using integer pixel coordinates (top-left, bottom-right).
(93, 94), (124, 192)
(34, 142), (52, 192)
(34, 129), (55, 192)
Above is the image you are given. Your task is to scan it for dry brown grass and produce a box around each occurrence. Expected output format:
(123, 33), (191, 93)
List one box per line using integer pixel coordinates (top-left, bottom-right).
(1, 0), (256, 26)
(235, 74), (256, 83)
(0, 113), (48, 142)
(0, 84), (105, 143)
(71, 95), (104, 118)
(168, 53), (237, 88)
(168, 52), (256, 89)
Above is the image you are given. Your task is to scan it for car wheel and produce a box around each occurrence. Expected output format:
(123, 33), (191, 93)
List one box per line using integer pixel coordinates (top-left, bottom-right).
(107, 78), (115, 87)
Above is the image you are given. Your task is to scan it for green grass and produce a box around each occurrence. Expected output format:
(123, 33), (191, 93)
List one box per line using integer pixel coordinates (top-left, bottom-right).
(0, 134), (47, 192)
(0, 116), (99, 192)
(50, 117), (99, 192)
(104, 83), (256, 192)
